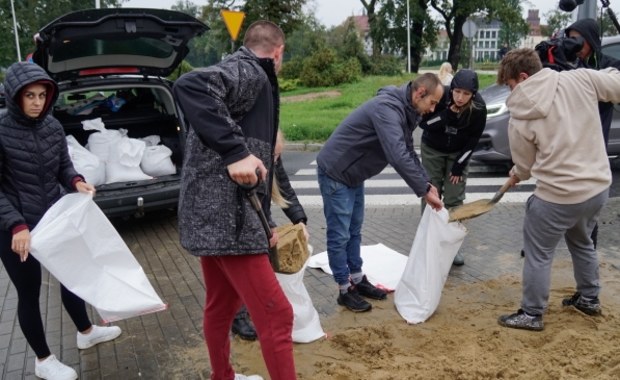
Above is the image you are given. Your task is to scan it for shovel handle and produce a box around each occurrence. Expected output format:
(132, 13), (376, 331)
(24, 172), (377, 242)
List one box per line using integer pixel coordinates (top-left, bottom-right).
(491, 178), (513, 203)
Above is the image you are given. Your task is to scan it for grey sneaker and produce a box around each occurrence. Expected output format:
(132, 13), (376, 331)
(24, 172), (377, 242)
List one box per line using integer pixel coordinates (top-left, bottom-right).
(453, 252), (465, 266)
(562, 292), (601, 316)
(498, 309), (544, 331)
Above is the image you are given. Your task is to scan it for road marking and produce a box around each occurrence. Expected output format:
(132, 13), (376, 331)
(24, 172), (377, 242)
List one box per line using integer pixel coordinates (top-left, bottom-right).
(297, 192), (531, 206)
(288, 177), (534, 189)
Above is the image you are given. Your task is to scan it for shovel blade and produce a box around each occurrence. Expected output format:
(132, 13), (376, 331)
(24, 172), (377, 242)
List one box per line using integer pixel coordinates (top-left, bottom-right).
(448, 199), (495, 222)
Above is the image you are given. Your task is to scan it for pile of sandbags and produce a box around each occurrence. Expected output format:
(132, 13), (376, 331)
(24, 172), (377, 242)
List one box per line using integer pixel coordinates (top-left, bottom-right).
(65, 118), (177, 185)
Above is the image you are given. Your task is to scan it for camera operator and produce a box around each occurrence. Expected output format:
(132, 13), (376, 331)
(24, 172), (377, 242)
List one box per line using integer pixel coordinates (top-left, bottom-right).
(565, 18), (620, 147)
(565, 18), (620, 249)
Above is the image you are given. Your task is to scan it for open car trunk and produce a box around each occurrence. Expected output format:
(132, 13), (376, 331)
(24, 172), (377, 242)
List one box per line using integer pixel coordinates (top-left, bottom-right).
(55, 79), (184, 217)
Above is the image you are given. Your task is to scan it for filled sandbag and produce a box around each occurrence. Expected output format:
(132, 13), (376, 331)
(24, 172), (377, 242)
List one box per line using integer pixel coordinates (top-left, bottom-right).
(140, 145), (176, 177)
(106, 136), (152, 183)
(66, 135), (105, 186)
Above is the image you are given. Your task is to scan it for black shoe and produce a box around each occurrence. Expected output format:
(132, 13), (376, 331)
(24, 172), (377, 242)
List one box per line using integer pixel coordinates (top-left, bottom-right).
(231, 310), (257, 341)
(355, 275), (387, 300)
(498, 309), (544, 331)
(337, 286), (372, 312)
(562, 292), (601, 316)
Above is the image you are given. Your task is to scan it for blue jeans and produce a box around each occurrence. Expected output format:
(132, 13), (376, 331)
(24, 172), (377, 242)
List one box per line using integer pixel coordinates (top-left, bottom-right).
(317, 166), (365, 286)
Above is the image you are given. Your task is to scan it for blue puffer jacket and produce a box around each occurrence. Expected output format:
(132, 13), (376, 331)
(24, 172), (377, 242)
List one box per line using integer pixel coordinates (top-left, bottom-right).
(0, 62), (81, 232)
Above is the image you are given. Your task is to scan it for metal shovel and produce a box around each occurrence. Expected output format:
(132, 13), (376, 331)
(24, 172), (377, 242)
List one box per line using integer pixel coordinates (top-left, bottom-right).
(448, 178), (513, 222)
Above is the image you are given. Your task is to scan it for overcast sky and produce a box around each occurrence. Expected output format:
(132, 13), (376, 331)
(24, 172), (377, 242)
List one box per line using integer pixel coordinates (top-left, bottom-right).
(123, 0), (564, 26)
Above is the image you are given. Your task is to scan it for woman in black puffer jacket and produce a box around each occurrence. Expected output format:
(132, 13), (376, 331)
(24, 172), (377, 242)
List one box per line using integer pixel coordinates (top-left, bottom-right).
(0, 62), (121, 380)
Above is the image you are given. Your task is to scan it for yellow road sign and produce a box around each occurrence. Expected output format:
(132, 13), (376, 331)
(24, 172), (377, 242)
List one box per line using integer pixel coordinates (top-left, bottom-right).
(220, 10), (245, 41)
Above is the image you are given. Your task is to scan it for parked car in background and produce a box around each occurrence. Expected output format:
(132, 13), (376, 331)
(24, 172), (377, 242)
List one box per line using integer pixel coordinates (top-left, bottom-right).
(32, 8), (208, 218)
(472, 34), (620, 165)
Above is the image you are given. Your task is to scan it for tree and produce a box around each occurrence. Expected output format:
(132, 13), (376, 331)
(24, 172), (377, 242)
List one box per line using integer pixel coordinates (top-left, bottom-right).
(359, 0), (381, 57)
(197, 0), (308, 58)
(327, 18), (371, 73)
(542, 9), (573, 37)
(374, 0), (437, 72)
(429, 0), (526, 70)
(598, 5), (620, 37)
(0, 0), (124, 68)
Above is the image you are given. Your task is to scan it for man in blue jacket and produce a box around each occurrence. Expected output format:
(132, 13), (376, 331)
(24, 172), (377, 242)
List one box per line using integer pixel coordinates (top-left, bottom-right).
(317, 73), (444, 312)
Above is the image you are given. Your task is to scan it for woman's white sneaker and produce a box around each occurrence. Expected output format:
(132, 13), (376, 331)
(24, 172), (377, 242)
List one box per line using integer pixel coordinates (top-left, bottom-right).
(34, 355), (78, 380)
(234, 374), (264, 380)
(77, 325), (122, 349)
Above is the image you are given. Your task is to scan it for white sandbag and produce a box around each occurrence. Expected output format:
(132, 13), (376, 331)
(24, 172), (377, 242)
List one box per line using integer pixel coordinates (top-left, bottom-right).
(275, 245), (325, 343)
(66, 135), (106, 186)
(82, 118), (122, 163)
(106, 136), (152, 183)
(30, 193), (167, 323)
(140, 145), (177, 177)
(394, 205), (467, 324)
(139, 135), (162, 147)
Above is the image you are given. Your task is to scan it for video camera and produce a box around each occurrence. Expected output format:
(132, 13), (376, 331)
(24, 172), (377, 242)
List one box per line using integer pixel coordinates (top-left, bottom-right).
(534, 36), (584, 71)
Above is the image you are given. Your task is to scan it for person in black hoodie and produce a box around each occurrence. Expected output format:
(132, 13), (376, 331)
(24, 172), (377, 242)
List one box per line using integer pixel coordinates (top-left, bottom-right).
(563, 18), (620, 250)
(419, 69), (487, 266)
(0, 62), (122, 380)
(173, 21), (295, 380)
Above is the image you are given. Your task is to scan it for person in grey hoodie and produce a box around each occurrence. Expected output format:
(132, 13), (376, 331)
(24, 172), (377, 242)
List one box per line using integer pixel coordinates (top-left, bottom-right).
(316, 73), (444, 313)
(495, 48), (620, 331)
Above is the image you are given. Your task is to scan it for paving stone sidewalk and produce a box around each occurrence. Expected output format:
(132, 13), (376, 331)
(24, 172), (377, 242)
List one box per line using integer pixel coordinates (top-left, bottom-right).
(0, 198), (618, 379)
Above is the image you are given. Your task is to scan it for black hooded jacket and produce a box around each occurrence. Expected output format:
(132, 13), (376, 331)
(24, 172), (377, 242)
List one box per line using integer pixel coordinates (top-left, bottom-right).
(0, 62), (82, 232)
(419, 70), (487, 176)
(566, 18), (620, 146)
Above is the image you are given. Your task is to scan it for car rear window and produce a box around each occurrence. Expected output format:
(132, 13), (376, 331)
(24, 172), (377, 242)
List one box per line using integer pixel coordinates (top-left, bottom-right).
(52, 37), (174, 62)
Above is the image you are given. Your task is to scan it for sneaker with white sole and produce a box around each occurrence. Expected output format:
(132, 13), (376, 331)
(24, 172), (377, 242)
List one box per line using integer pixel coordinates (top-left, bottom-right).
(234, 374), (264, 380)
(34, 355), (78, 380)
(498, 309), (544, 331)
(77, 325), (122, 349)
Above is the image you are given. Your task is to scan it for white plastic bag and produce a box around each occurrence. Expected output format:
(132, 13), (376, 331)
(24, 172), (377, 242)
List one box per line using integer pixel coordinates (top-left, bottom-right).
(106, 136), (152, 183)
(275, 246), (325, 343)
(82, 118), (122, 163)
(30, 193), (167, 323)
(140, 145), (177, 177)
(66, 135), (106, 186)
(394, 205), (467, 324)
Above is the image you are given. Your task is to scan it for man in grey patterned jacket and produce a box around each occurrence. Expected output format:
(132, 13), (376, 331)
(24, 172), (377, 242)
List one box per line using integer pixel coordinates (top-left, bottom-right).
(173, 21), (294, 380)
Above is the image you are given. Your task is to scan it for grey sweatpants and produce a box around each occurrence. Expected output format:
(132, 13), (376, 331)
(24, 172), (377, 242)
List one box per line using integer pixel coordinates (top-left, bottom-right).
(521, 189), (608, 315)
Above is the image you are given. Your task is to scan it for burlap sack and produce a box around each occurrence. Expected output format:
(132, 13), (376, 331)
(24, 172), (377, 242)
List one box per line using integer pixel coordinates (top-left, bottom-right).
(269, 223), (309, 274)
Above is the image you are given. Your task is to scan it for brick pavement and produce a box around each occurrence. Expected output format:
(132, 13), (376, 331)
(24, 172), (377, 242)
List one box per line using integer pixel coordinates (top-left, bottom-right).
(0, 197), (618, 379)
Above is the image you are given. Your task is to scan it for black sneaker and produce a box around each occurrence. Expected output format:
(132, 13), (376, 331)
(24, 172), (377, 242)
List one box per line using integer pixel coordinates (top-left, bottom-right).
(337, 286), (372, 312)
(498, 309), (544, 331)
(562, 292), (601, 316)
(231, 309), (258, 341)
(354, 275), (387, 300)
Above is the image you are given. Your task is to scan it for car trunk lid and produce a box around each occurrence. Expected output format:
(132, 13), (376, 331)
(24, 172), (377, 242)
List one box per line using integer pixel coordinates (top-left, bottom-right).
(32, 8), (208, 82)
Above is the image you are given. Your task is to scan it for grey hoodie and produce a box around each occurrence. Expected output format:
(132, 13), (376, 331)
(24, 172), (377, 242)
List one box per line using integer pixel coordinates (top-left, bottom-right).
(316, 83), (429, 196)
(507, 67), (620, 204)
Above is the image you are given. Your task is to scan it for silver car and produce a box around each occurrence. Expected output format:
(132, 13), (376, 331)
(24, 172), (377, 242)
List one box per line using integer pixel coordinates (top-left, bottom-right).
(472, 35), (620, 164)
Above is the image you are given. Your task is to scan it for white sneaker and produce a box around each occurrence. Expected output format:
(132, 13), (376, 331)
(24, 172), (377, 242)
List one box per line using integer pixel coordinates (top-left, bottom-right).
(234, 374), (264, 380)
(34, 355), (78, 380)
(77, 325), (122, 349)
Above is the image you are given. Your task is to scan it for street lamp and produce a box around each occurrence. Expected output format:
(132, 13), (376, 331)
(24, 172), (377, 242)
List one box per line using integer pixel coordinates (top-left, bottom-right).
(10, 0), (21, 61)
(406, 0), (411, 73)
